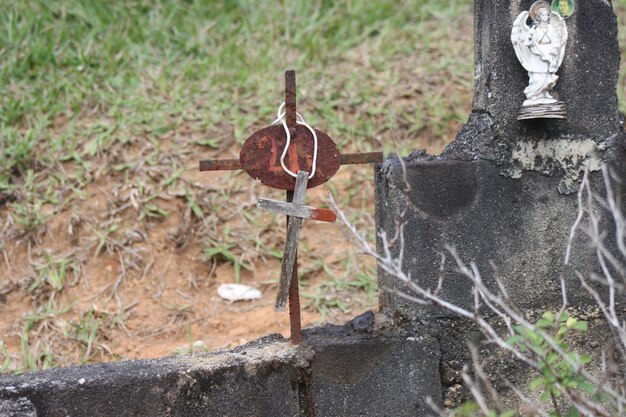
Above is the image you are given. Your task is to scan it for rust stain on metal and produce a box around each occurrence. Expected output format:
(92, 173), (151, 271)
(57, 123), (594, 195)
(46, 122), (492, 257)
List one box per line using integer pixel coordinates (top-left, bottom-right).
(288, 266), (302, 345)
(240, 125), (341, 190)
(198, 159), (242, 171)
(340, 152), (383, 165)
(310, 208), (337, 223)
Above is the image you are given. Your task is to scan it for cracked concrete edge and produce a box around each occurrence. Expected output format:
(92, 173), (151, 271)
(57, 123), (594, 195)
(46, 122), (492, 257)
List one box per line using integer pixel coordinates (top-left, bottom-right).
(0, 334), (307, 417)
(0, 334), (302, 391)
(0, 322), (444, 417)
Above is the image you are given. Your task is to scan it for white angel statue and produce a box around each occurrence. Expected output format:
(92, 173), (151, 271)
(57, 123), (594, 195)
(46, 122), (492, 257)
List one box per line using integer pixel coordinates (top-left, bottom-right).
(511, 1), (568, 109)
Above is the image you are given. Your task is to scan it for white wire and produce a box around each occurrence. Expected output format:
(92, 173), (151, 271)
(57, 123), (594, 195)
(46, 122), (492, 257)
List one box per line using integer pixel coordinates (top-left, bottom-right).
(271, 101), (318, 179)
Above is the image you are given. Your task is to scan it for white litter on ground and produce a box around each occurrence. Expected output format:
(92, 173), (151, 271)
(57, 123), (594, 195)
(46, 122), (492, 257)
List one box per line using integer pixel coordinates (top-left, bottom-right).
(217, 283), (262, 302)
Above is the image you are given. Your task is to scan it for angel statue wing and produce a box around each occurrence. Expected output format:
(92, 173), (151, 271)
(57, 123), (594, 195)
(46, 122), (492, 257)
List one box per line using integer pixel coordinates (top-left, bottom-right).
(511, 11), (533, 72)
(550, 11), (568, 68)
(511, 10), (568, 73)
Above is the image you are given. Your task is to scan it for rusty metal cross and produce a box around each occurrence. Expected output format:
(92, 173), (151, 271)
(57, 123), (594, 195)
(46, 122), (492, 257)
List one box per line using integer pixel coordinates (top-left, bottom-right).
(199, 70), (382, 344)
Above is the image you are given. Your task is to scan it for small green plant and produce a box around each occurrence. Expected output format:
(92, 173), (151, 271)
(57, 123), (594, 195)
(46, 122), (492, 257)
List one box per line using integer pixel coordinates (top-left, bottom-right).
(1, 124), (44, 174)
(17, 301), (70, 373)
(347, 269), (378, 302)
(506, 312), (593, 417)
(300, 255), (377, 319)
(9, 201), (46, 234)
(185, 192), (204, 220)
(139, 203), (169, 220)
(0, 342), (13, 374)
(30, 253), (78, 293)
(452, 312), (595, 417)
(19, 323), (55, 373)
(174, 325), (207, 355)
(93, 224), (120, 257)
(202, 229), (252, 282)
(67, 309), (103, 364)
(303, 286), (350, 320)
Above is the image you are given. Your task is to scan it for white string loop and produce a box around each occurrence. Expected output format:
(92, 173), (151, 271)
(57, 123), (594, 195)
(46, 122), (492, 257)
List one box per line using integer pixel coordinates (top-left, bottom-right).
(272, 101), (318, 179)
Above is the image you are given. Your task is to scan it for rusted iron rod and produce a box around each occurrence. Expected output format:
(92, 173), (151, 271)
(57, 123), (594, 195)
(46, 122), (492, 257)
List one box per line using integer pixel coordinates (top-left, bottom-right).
(285, 70), (302, 345)
(275, 171), (309, 308)
(341, 152), (383, 165)
(199, 159), (241, 171)
(285, 70), (297, 129)
(199, 151), (383, 173)
(288, 267), (302, 345)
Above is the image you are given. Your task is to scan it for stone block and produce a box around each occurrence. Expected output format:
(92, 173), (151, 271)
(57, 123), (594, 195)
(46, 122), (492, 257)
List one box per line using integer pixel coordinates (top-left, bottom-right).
(0, 327), (443, 417)
(306, 330), (441, 417)
(376, 145), (625, 321)
(0, 397), (37, 417)
(0, 335), (302, 417)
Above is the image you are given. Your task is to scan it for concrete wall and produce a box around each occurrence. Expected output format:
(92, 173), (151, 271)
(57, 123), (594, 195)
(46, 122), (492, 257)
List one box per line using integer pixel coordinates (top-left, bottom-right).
(446, 0), (620, 190)
(374, 0), (626, 410)
(376, 149), (625, 320)
(0, 325), (442, 417)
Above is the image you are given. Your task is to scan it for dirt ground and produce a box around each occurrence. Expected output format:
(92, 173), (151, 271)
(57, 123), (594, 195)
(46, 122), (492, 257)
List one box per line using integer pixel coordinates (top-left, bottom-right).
(0, 2), (473, 372)
(0, 141), (385, 367)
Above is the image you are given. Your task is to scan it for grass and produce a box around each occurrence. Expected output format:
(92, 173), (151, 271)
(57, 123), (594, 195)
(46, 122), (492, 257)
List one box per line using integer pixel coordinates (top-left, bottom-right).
(1, 1), (472, 182)
(29, 252), (80, 293)
(3, 0), (625, 373)
(302, 256), (378, 322)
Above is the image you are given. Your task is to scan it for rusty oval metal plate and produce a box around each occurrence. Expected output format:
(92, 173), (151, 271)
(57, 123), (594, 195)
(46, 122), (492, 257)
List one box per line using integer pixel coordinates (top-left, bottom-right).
(239, 125), (341, 190)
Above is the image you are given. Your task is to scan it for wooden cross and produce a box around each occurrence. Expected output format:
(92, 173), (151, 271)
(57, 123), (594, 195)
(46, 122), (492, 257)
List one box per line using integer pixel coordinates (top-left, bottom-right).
(256, 170), (337, 309)
(199, 70), (382, 345)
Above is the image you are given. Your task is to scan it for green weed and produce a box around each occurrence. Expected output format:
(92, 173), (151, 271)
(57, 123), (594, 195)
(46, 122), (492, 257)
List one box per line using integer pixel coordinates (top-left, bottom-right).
(454, 312), (597, 417)
(201, 225), (254, 282)
(507, 312), (593, 409)
(202, 238), (252, 283)
(16, 302), (72, 373)
(29, 252), (79, 293)
(66, 309), (103, 364)
(0, 342), (12, 374)
(9, 201), (46, 234)
(93, 224), (120, 257)
(174, 325), (208, 355)
(139, 203), (169, 221)
(303, 287), (350, 321)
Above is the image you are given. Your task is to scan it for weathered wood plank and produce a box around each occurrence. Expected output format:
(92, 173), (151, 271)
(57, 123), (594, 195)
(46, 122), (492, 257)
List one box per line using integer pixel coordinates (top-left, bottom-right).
(257, 198), (336, 223)
(291, 170), (308, 205)
(275, 171), (309, 308)
(275, 216), (304, 308)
